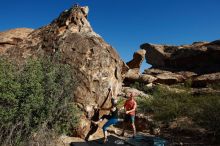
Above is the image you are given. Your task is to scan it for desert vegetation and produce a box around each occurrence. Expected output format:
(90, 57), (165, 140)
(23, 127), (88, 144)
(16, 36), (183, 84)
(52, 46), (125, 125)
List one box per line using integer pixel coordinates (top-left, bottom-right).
(131, 81), (220, 144)
(0, 56), (81, 146)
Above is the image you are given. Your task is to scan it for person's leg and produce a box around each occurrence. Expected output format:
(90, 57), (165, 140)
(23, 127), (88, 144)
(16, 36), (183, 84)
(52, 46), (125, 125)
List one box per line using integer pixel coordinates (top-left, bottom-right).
(121, 114), (129, 136)
(102, 119), (118, 143)
(117, 118), (124, 122)
(130, 115), (136, 137)
(93, 114), (111, 124)
(103, 130), (108, 143)
(121, 123), (126, 136)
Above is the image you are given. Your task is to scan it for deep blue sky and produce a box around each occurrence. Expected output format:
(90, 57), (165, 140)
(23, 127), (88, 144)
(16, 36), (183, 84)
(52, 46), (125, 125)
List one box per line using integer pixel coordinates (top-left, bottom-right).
(1, 0), (220, 71)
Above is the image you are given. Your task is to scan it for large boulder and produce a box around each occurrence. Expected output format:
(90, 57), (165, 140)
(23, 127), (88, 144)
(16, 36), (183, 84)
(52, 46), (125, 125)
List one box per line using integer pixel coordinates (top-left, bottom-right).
(142, 68), (186, 85)
(140, 41), (220, 74)
(139, 74), (157, 83)
(154, 72), (185, 85)
(124, 49), (146, 84)
(122, 87), (150, 98)
(0, 5), (128, 138)
(138, 40), (220, 86)
(143, 68), (172, 75)
(124, 69), (140, 81)
(126, 49), (146, 72)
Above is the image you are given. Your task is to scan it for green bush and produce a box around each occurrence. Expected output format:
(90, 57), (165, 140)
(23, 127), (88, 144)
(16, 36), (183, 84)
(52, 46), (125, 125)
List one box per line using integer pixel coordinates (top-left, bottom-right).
(0, 57), (81, 146)
(0, 59), (19, 121)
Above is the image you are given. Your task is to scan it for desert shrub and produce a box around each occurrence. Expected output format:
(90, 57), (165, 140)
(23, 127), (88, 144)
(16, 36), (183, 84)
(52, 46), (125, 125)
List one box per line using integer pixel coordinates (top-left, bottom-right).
(130, 81), (154, 94)
(117, 96), (126, 108)
(193, 95), (220, 143)
(0, 59), (21, 145)
(130, 82), (142, 90)
(137, 84), (220, 143)
(158, 87), (189, 120)
(0, 59), (20, 121)
(136, 96), (153, 113)
(184, 79), (193, 88)
(0, 57), (81, 146)
(137, 85), (192, 121)
(207, 82), (220, 90)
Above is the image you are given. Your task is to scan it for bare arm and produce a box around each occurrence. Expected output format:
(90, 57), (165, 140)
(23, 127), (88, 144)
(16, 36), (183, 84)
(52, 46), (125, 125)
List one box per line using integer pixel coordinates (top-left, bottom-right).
(99, 88), (113, 110)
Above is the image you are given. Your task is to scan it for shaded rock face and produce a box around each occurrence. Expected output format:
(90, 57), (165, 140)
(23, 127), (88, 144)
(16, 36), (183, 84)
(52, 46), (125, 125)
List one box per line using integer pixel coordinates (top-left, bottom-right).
(138, 41), (220, 86)
(192, 72), (220, 87)
(141, 41), (220, 74)
(0, 5), (127, 138)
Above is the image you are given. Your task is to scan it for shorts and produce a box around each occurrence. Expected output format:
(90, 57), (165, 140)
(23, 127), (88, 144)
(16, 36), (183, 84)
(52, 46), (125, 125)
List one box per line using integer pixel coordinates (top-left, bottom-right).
(124, 114), (135, 123)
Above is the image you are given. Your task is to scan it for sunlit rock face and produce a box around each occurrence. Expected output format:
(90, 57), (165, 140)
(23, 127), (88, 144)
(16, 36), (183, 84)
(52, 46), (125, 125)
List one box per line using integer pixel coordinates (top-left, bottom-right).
(0, 28), (33, 54)
(0, 5), (128, 138)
